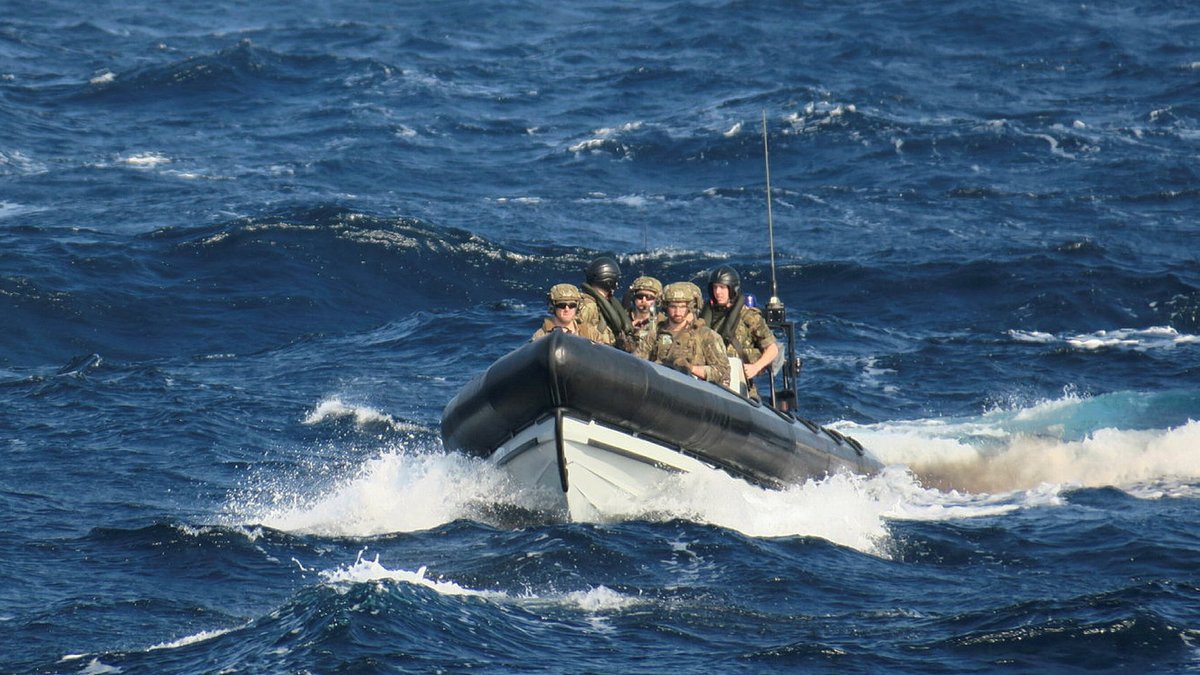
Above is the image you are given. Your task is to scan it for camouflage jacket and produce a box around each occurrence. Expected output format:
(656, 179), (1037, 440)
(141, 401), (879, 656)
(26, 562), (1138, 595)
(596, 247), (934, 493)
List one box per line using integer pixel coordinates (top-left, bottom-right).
(531, 318), (603, 342)
(577, 295), (616, 346)
(627, 311), (661, 355)
(709, 304), (776, 365)
(638, 318), (730, 386)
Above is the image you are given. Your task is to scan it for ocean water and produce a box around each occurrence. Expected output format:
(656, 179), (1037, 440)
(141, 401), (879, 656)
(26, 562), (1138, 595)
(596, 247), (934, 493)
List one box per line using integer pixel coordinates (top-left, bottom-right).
(3, 0), (1199, 672)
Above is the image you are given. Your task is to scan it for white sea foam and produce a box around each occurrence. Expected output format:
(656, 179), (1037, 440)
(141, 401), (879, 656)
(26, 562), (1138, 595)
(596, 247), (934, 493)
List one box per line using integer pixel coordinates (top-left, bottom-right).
(147, 626), (239, 651)
(319, 551), (640, 616)
(0, 150), (48, 176)
(321, 552), (502, 598)
(0, 201), (45, 219)
(840, 396), (1200, 495)
(561, 585), (640, 612)
(568, 138), (608, 152)
(1008, 326), (1198, 352)
(1033, 132), (1073, 159)
(612, 194), (653, 207)
(80, 658), (121, 674)
(622, 467), (900, 554)
(568, 121), (642, 153)
(303, 397), (424, 433)
(123, 152), (170, 168)
(228, 447), (517, 537)
(90, 71), (115, 85)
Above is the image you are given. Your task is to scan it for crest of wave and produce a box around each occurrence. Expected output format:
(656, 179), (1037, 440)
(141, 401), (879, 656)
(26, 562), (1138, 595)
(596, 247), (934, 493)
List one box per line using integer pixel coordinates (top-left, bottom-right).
(302, 397), (425, 433)
(841, 393), (1200, 494)
(319, 552), (641, 614)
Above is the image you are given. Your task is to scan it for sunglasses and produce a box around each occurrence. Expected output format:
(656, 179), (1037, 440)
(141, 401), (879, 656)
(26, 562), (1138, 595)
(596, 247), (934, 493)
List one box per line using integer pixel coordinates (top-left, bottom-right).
(554, 302), (579, 310)
(633, 293), (656, 301)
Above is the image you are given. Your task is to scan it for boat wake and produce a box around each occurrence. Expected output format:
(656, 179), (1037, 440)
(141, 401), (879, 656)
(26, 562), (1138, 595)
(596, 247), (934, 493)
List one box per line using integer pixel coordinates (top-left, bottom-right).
(842, 390), (1200, 495)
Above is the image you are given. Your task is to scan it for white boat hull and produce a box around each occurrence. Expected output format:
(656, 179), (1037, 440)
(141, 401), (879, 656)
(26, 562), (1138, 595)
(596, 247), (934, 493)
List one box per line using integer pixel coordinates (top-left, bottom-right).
(492, 411), (716, 521)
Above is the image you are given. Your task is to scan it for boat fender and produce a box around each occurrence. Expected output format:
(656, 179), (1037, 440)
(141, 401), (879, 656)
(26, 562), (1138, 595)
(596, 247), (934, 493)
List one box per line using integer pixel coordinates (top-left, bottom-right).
(797, 417), (822, 434)
(845, 435), (865, 456)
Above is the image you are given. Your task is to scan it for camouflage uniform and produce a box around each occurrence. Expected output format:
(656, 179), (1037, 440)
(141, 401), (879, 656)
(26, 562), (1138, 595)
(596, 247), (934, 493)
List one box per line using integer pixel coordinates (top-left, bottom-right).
(710, 304), (776, 398)
(638, 282), (730, 386)
(531, 317), (603, 342)
(626, 275), (663, 356)
(641, 318), (730, 386)
(577, 294), (617, 346)
(723, 306), (776, 367)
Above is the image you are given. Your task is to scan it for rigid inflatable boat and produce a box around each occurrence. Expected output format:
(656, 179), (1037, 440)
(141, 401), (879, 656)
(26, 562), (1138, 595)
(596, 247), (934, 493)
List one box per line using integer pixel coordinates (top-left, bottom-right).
(440, 329), (882, 520)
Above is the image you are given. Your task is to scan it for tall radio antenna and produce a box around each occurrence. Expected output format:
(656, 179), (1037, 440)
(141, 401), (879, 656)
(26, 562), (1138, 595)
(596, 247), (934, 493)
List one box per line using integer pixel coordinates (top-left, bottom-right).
(762, 109), (779, 302)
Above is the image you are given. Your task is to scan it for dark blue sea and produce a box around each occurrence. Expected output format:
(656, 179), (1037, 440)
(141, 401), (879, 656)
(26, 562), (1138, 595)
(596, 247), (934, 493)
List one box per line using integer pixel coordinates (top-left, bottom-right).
(3, 1), (1199, 672)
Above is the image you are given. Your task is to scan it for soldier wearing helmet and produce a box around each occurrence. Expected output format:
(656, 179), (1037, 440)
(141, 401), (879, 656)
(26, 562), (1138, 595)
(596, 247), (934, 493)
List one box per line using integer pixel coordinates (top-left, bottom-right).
(532, 283), (603, 341)
(699, 265), (779, 400)
(578, 256), (636, 350)
(636, 282), (730, 386)
(623, 275), (663, 352)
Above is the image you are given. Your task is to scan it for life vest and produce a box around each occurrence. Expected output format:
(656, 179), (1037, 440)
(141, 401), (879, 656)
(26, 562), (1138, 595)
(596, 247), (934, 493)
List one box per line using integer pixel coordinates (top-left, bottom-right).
(582, 283), (633, 340)
(700, 293), (748, 361)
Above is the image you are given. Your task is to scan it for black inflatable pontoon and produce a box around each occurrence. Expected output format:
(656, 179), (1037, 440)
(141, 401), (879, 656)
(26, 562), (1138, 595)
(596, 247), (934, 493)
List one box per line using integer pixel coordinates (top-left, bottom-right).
(441, 331), (881, 490)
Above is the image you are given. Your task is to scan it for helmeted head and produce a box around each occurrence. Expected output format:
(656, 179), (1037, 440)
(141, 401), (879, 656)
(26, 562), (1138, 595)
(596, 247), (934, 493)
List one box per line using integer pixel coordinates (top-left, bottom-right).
(585, 256), (622, 293)
(547, 283), (582, 313)
(708, 265), (741, 297)
(628, 275), (662, 298)
(661, 282), (699, 314)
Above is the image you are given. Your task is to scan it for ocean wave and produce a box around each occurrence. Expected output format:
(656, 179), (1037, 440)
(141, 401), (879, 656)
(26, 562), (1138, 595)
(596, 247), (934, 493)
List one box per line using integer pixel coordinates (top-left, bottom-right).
(1008, 326), (1199, 352)
(0, 150), (49, 177)
(320, 552), (503, 599)
(302, 397), (426, 433)
(74, 40), (390, 105)
(318, 551), (646, 614)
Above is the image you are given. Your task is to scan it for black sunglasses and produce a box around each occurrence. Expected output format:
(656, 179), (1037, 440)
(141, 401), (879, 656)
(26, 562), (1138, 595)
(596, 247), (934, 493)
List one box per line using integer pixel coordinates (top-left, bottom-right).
(554, 302), (579, 310)
(633, 293), (656, 301)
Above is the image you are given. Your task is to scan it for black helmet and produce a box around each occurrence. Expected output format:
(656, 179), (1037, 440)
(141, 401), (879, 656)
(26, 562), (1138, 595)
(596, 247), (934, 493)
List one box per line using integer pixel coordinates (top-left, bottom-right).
(708, 265), (740, 297)
(585, 256), (621, 292)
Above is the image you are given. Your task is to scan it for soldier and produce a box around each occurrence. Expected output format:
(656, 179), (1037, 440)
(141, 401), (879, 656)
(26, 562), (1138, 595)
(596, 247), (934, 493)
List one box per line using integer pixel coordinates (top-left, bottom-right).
(532, 283), (603, 341)
(578, 256), (636, 350)
(699, 265), (779, 400)
(638, 282), (730, 387)
(624, 275), (663, 353)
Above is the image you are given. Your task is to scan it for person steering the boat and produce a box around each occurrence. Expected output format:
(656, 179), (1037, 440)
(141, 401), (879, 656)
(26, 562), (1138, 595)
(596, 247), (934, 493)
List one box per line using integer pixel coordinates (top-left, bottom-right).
(699, 265), (779, 400)
(532, 284), (603, 341)
(623, 275), (663, 354)
(578, 256), (637, 351)
(636, 282), (730, 387)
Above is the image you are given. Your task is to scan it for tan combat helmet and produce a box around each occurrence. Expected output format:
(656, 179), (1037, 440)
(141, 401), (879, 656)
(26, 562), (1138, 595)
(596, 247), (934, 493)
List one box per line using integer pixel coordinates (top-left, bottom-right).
(660, 282), (694, 311)
(547, 283), (583, 309)
(628, 276), (663, 298)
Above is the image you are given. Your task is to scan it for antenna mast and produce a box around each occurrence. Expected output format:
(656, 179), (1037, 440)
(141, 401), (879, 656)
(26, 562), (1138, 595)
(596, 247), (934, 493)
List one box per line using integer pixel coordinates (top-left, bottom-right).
(760, 110), (797, 410)
(762, 109), (779, 302)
